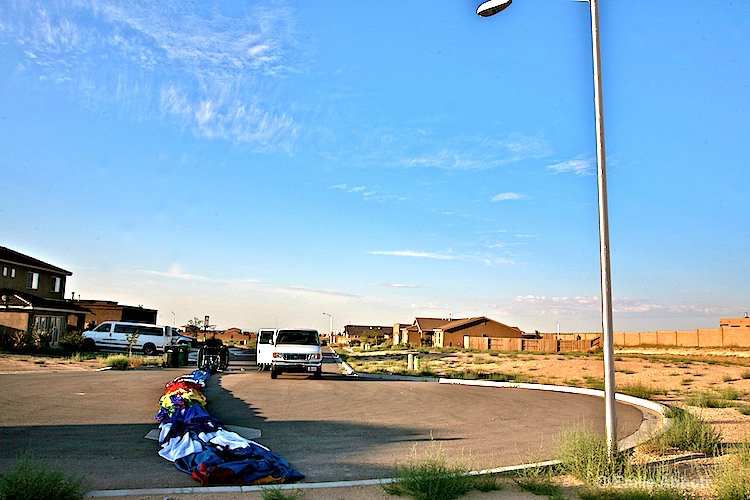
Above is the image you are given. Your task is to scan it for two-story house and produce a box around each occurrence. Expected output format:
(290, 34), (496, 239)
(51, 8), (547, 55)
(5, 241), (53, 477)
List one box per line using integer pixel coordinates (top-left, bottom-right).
(0, 246), (89, 348)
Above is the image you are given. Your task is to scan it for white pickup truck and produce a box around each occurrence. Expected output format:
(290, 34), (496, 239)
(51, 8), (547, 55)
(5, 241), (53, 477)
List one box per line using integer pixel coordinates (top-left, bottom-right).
(270, 328), (323, 379)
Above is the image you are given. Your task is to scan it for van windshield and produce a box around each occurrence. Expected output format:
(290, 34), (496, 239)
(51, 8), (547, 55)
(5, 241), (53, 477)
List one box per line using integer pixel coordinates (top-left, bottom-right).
(276, 330), (319, 346)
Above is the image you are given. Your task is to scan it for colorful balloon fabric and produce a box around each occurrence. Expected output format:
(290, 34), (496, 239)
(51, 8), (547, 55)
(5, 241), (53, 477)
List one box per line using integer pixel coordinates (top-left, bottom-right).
(154, 369), (304, 485)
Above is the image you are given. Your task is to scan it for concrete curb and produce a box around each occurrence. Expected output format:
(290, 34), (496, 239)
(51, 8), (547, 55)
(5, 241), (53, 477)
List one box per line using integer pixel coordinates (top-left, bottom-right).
(437, 378), (669, 452)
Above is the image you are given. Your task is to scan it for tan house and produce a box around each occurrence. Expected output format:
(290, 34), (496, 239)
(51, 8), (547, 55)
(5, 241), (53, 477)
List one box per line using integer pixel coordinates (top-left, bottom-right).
(1, 246), (89, 347)
(394, 316), (524, 347)
(433, 317), (524, 347)
(393, 318), (450, 346)
(191, 327), (253, 345)
(74, 299), (158, 329)
(720, 316), (750, 329)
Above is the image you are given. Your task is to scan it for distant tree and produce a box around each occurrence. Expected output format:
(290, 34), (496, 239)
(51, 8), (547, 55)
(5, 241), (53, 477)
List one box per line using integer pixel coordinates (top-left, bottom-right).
(185, 317), (216, 334)
(185, 317), (203, 334)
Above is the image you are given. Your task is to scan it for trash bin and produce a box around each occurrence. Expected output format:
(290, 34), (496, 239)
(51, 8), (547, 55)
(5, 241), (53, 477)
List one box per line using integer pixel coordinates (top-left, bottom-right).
(163, 346), (178, 368)
(177, 345), (189, 366)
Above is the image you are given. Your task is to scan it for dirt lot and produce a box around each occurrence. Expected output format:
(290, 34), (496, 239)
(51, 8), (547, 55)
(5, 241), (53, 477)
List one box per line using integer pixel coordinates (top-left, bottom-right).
(342, 346), (750, 444)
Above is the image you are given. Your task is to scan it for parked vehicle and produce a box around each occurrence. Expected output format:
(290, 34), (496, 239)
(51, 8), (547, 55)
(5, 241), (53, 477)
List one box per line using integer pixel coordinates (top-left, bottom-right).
(270, 328), (322, 379)
(83, 321), (174, 355)
(256, 328), (276, 371)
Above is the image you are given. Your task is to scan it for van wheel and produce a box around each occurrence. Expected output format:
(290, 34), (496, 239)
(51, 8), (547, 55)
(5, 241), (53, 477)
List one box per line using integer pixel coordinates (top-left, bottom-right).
(270, 369), (278, 379)
(142, 343), (157, 356)
(82, 338), (97, 352)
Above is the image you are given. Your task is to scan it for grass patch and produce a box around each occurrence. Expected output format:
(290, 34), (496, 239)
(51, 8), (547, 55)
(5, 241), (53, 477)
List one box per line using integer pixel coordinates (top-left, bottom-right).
(643, 407), (722, 456)
(617, 383), (667, 400)
(0, 454), (88, 500)
(578, 486), (691, 499)
(685, 390), (736, 408)
(513, 466), (562, 499)
(584, 376), (605, 391)
(259, 486), (303, 500)
(737, 407), (750, 416)
(712, 441), (750, 500)
(67, 352), (96, 362)
(99, 354), (131, 370)
(384, 443), (499, 500)
(556, 427), (628, 485)
(471, 474), (503, 492)
(740, 369), (750, 380)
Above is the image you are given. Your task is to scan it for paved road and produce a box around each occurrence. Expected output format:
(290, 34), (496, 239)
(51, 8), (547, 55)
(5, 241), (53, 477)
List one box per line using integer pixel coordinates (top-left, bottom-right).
(0, 350), (645, 491)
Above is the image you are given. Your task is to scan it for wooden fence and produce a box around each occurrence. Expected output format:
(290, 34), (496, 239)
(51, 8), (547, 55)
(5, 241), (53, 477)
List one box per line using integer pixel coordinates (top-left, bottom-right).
(466, 334), (601, 353)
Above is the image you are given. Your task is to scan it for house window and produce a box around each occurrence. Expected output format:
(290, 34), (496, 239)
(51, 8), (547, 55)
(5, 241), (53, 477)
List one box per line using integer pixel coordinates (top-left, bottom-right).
(27, 271), (40, 290)
(50, 276), (62, 293)
(2, 266), (7, 277)
(11, 268), (15, 278)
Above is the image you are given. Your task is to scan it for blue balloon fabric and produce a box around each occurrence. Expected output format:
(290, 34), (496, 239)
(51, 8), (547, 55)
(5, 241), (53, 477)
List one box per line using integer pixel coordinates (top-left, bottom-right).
(155, 369), (304, 485)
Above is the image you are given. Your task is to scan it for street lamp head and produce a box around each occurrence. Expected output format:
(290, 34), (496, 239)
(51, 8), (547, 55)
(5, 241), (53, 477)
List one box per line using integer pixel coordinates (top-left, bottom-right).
(477, 0), (512, 17)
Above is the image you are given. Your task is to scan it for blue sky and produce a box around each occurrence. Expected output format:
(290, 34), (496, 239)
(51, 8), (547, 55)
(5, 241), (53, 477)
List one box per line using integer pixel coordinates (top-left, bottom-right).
(1, 0), (748, 334)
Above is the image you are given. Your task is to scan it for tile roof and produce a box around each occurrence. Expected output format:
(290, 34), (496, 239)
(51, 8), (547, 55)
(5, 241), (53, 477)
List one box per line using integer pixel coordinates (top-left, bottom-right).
(0, 246), (72, 275)
(0, 288), (90, 313)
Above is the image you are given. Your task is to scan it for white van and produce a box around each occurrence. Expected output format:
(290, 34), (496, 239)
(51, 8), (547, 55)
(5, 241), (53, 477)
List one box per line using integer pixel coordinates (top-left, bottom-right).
(256, 328), (276, 371)
(83, 321), (174, 356)
(270, 328), (323, 379)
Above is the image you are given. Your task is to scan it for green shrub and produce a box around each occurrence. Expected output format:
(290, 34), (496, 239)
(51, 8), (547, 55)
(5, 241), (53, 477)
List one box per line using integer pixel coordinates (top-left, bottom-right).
(556, 427), (628, 485)
(644, 407), (722, 456)
(58, 330), (87, 354)
(383, 444), (475, 500)
(0, 454), (88, 500)
(712, 441), (750, 500)
(100, 354), (130, 370)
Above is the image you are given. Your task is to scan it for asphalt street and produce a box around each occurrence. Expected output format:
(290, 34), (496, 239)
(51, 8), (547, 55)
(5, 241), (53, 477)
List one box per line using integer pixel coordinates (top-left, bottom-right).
(0, 349), (645, 492)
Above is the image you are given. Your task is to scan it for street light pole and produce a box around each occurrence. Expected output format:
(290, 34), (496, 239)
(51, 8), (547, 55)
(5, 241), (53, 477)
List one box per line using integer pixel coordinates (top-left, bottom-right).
(588, 0), (617, 456)
(477, 0), (617, 454)
(322, 312), (333, 339)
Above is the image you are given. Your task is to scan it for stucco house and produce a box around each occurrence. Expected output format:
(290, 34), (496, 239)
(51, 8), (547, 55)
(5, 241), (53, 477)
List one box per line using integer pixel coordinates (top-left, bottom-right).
(0, 246), (89, 348)
(394, 316), (525, 347)
(433, 317), (524, 347)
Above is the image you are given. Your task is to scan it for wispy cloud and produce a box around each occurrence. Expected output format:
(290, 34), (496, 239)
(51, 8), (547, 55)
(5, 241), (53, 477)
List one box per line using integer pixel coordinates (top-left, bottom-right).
(404, 150), (487, 170)
(491, 192), (528, 202)
(548, 155), (594, 176)
(138, 264), (259, 286)
(371, 283), (426, 289)
(369, 250), (460, 260)
(370, 250), (515, 266)
(399, 132), (552, 172)
(137, 264), (354, 299)
(502, 133), (553, 160)
(2, 0), (300, 149)
(331, 183), (406, 203)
